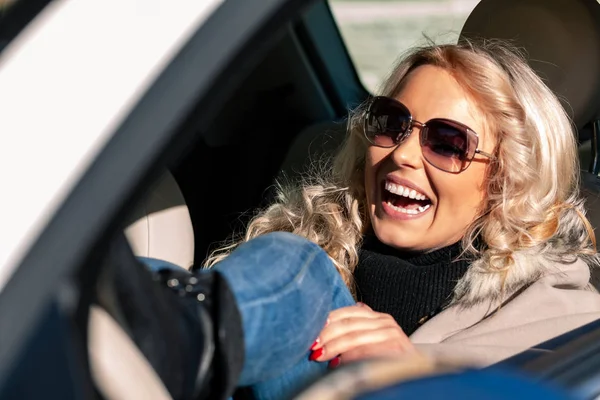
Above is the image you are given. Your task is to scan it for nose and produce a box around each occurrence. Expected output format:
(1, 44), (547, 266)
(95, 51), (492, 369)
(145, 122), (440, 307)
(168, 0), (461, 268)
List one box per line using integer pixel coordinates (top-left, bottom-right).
(390, 127), (424, 170)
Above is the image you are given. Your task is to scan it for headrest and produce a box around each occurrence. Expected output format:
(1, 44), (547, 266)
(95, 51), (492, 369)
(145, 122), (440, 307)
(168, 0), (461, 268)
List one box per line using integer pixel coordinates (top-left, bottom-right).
(124, 171), (194, 269)
(460, 0), (600, 129)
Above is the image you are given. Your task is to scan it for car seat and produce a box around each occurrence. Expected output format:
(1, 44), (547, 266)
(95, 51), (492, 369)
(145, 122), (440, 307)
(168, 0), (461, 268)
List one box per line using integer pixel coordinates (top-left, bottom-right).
(124, 171), (194, 270)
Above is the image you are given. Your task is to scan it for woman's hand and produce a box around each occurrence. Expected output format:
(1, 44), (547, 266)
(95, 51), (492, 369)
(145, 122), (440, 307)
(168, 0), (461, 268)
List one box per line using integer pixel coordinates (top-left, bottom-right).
(310, 303), (415, 366)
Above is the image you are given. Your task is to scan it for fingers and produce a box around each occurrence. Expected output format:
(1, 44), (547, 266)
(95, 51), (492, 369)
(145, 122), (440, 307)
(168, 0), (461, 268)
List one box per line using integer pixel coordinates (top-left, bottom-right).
(339, 336), (415, 364)
(316, 304), (388, 348)
(309, 304), (415, 365)
(318, 326), (401, 361)
(326, 303), (376, 324)
(312, 309), (406, 362)
(318, 314), (394, 350)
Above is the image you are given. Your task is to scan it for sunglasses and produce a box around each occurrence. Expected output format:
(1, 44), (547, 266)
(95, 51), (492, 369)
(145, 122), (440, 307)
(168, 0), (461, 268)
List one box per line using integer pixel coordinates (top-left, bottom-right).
(364, 96), (494, 173)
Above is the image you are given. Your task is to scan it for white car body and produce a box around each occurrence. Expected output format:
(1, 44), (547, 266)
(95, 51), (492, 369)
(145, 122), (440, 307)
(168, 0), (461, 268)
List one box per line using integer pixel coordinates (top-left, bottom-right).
(0, 0), (222, 291)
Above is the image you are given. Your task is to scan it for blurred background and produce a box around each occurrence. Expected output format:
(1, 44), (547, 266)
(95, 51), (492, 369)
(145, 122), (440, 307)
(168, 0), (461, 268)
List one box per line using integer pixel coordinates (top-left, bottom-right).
(0, 0), (480, 92)
(0, 0), (15, 8)
(329, 0), (480, 92)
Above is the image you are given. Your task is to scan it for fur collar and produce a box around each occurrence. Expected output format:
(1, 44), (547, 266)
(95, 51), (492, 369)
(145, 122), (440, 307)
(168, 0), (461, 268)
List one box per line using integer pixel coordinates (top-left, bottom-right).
(451, 246), (599, 308)
(450, 199), (600, 307)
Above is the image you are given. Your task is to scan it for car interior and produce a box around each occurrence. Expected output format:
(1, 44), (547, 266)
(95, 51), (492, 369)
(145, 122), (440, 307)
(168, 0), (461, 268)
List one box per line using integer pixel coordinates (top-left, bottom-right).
(2, 0), (600, 398)
(124, 0), (600, 277)
(117, 0), (600, 395)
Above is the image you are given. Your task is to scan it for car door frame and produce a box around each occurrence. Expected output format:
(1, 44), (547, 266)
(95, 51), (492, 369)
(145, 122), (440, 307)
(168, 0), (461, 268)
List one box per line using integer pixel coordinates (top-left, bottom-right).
(0, 0), (320, 396)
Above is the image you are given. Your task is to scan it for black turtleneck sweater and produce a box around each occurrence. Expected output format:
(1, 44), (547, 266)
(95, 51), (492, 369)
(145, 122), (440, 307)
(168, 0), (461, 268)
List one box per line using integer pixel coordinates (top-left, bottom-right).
(354, 236), (471, 336)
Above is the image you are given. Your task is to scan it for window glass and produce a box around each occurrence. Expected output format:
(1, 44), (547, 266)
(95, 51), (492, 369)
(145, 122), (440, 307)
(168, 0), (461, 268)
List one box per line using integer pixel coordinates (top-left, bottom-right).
(329, 0), (481, 92)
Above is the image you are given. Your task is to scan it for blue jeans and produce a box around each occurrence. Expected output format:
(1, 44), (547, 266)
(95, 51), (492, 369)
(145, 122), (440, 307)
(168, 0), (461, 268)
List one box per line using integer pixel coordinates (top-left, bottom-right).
(213, 232), (355, 400)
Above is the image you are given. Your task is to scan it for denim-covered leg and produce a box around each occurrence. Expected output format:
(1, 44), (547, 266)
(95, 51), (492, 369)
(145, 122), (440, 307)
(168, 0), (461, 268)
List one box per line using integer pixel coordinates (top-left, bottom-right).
(248, 264), (355, 400)
(213, 232), (355, 399)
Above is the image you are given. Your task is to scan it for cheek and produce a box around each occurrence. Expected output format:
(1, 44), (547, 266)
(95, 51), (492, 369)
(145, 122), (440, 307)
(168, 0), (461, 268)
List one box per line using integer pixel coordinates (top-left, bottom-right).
(364, 150), (377, 195)
(365, 147), (381, 174)
(438, 165), (487, 215)
(364, 147), (389, 203)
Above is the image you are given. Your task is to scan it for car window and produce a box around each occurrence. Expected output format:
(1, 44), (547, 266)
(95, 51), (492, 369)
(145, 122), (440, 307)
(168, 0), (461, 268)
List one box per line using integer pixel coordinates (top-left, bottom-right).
(329, 0), (481, 92)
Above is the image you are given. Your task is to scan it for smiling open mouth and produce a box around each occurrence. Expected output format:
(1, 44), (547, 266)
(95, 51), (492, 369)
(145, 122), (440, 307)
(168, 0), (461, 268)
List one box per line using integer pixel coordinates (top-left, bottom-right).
(382, 181), (432, 215)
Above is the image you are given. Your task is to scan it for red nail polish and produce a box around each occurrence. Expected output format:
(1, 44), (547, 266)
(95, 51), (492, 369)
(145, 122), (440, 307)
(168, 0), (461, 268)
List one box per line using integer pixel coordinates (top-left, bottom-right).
(310, 339), (320, 350)
(328, 356), (341, 369)
(309, 347), (324, 361)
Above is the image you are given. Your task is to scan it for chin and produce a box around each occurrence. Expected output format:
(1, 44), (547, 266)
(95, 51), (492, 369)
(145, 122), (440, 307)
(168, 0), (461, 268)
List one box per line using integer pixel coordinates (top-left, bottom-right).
(370, 218), (424, 251)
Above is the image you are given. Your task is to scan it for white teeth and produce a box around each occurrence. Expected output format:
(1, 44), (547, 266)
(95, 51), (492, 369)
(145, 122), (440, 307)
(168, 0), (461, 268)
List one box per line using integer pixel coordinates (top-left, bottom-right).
(384, 181), (429, 201)
(383, 181), (432, 216)
(418, 204), (431, 213)
(386, 202), (431, 214)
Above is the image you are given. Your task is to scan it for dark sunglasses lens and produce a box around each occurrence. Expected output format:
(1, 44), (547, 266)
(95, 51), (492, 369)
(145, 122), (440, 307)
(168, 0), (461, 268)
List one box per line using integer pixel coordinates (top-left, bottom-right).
(421, 120), (472, 173)
(365, 98), (411, 147)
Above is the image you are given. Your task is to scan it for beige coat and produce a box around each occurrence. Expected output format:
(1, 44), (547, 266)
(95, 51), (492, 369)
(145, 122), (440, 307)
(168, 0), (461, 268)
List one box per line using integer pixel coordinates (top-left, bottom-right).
(411, 257), (600, 366)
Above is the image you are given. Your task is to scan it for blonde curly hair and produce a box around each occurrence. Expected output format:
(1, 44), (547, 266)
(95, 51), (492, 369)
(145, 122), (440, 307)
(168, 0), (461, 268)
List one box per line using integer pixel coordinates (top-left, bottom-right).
(205, 39), (597, 299)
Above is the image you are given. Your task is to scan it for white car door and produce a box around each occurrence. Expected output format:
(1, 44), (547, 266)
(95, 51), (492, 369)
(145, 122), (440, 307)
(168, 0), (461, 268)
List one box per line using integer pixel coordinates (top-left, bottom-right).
(0, 0), (315, 398)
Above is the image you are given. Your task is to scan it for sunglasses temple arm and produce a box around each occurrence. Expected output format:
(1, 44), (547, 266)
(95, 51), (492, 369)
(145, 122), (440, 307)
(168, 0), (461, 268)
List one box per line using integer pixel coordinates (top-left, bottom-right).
(475, 149), (495, 159)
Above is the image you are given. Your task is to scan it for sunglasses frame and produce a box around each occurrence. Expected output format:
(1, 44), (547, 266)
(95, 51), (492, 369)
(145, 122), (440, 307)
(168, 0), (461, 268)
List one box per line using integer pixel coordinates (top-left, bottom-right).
(363, 96), (495, 173)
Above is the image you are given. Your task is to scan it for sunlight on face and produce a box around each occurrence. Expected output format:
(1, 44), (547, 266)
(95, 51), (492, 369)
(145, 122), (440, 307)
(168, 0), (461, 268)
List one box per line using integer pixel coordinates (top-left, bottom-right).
(364, 65), (494, 251)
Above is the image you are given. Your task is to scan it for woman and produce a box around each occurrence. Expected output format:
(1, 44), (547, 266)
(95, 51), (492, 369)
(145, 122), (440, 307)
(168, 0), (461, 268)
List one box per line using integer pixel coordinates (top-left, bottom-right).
(206, 39), (600, 399)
